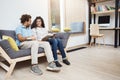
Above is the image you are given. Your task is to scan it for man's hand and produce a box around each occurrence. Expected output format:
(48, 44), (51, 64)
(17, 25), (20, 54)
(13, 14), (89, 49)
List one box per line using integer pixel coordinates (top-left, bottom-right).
(17, 34), (36, 42)
(26, 36), (36, 41)
(28, 36), (36, 40)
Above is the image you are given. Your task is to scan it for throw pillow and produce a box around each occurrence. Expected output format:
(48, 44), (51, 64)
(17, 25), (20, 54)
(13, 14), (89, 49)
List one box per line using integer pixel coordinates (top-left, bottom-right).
(2, 35), (19, 51)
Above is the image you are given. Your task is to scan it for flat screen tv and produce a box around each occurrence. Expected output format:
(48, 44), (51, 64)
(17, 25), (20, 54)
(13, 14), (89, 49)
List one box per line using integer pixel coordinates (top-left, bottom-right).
(98, 15), (110, 27)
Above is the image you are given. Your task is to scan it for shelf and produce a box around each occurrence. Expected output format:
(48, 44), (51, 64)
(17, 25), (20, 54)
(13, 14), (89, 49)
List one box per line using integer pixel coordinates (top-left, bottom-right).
(116, 28), (120, 30)
(99, 27), (120, 30)
(99, 27), (115, 30)
(89, 27), (115, 30)
(91, 0), (113, 3)
(92, 10), (115, 14)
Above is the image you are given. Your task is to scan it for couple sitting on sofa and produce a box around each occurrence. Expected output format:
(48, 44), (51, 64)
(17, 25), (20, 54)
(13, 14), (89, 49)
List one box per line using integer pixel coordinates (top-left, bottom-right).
(16, 14), (70, 75)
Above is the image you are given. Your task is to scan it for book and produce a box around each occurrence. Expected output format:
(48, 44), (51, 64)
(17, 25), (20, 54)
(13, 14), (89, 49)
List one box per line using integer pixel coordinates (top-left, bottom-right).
(106, 6), (115, 10)
(91, 5), (96, 12)
(97, 5), (102, 11)
(102, 5), (108, 11)
(42, 34), (56, 41)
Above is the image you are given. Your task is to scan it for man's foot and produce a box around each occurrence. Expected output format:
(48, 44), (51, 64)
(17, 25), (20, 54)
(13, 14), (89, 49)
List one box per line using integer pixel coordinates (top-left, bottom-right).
(55, 61), (62, 67)
(63, 59), (70, 65)
(47, 62), (61, 72)
(31, 65), (43, 75)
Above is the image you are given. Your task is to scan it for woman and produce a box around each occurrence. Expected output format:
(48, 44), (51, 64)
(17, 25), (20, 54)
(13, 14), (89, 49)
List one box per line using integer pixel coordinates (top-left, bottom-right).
(31, 16), (70, 67)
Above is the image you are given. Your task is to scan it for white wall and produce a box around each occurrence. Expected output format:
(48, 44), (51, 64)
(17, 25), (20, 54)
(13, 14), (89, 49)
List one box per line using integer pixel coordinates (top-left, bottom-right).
(66, 0), (89, 48)
(0, 0), (89, 48)
(0, 0), (49, 30)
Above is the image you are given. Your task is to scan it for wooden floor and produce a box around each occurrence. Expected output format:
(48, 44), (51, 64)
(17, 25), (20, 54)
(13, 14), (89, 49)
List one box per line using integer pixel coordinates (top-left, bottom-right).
(0, 46), (120, 80)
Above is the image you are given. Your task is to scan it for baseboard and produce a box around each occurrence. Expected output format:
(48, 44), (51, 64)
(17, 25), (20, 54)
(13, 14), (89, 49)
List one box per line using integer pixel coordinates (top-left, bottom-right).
(66, 43), (88, 52)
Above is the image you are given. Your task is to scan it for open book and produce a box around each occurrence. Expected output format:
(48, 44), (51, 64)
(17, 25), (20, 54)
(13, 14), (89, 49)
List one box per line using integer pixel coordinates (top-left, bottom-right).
(41, 34), (56, 41)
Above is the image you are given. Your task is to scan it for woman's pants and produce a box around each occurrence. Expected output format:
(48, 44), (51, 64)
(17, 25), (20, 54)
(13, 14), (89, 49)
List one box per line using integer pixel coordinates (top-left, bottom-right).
(48, 38), (67, 61)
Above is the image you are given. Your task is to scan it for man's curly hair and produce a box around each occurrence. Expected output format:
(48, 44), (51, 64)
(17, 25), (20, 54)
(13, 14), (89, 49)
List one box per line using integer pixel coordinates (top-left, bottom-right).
(20, 14), (31, 24)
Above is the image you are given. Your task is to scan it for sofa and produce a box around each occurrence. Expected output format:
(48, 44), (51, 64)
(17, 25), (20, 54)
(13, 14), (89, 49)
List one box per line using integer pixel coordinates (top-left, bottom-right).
(0, 30), (70, 79)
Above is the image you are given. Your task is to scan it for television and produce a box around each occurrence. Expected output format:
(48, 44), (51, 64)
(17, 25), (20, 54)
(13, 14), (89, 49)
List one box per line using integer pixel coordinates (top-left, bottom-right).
(98, 15), (110, 27)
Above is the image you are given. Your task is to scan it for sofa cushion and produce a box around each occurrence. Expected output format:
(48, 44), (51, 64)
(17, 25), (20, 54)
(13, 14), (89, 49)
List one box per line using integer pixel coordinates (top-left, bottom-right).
(13, 48), (44, 59)
(2, 35), (19, 51)
(0, 30), (16, 40)
(0, 40), (44, 59)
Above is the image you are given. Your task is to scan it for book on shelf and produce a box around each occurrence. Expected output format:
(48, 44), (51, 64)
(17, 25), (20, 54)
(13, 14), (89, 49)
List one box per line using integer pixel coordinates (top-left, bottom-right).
(96, 5), (115, 12)
(106, 6), (115, 10)
(91, 5), (97, 13)
(102, 5), (108, 11)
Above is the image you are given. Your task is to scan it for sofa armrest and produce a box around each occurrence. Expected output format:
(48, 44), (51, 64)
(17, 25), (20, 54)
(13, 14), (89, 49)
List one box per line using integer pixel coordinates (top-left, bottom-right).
(55, 32), (70, 48)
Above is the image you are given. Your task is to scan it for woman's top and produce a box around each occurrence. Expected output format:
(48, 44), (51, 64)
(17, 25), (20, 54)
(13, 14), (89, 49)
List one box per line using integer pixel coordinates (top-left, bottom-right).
(32, 27), (53, 41)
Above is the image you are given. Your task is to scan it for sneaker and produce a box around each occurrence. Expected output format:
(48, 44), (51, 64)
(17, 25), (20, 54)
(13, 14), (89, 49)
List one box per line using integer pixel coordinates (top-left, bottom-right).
(31, 65), (43, 75)
(47, 62), (61, 72)
(63, 59), (70, 65)
(55, 61), (62, 67)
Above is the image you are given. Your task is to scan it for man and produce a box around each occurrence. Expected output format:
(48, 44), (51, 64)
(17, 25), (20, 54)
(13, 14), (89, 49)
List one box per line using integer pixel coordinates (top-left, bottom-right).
(16, 14), (60, 75)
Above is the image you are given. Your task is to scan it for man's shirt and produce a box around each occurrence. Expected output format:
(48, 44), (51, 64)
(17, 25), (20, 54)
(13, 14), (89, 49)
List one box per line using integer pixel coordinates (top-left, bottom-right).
(15, 25), (33, 46)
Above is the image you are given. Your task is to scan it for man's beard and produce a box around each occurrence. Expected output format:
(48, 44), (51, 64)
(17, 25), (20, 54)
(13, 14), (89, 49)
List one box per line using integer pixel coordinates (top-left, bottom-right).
(26, 24), (30, 28)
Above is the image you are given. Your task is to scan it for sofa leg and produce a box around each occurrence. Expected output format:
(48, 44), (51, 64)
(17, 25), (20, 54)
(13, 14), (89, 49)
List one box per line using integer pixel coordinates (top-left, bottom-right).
(5, 62), (16, 79)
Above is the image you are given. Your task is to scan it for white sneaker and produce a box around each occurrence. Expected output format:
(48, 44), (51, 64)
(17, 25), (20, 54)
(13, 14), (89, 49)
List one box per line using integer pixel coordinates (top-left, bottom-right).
(47, 62), (60, 72)
(31, 65), (43, 75)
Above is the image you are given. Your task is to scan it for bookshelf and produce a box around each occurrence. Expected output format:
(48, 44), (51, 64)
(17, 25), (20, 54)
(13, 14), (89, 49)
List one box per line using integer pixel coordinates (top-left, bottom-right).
(88, 0), (120, 48)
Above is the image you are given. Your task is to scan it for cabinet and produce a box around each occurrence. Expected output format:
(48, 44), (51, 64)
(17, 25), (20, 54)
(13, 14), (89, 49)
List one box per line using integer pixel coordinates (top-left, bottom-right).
(88, 0), (120, 48)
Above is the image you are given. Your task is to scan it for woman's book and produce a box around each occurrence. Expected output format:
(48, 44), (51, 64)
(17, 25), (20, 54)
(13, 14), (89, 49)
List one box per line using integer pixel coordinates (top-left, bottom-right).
(42, 34), (56, 41)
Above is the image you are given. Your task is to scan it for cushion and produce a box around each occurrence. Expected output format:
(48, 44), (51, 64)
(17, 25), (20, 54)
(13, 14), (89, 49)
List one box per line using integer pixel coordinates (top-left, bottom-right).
(70, 22), (84, 33)
(0, 30), (16, 40)
(55, 33), (70, 48)
(51, 28), (60, 32)
(2, 35), (19, 51)
(11, 48), (44, 59)
(64, 27), (71, 32)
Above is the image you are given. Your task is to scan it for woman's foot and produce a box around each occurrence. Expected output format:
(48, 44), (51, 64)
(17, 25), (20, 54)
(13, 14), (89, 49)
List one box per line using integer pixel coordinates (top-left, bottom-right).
(63, 59), (70, 65)
(55, 61), (62, 67)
